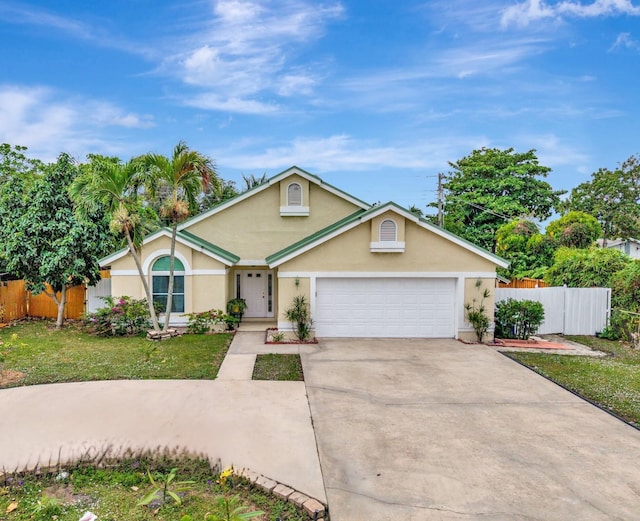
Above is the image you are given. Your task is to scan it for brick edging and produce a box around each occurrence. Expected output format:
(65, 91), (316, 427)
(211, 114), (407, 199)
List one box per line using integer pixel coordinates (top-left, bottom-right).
(234, 467), (327, 519)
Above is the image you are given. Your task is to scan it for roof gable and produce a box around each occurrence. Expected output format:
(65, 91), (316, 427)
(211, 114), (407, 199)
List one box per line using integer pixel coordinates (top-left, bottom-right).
(266, 202), (509, 268)
(100, 228), (240, 267)
(178, 165), (370, 232)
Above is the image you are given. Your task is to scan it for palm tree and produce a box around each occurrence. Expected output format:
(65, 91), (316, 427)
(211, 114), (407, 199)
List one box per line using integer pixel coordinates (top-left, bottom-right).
(241, 173), (268, 191)
(70, 157), (162, 332)
(137, 142), (220, 330)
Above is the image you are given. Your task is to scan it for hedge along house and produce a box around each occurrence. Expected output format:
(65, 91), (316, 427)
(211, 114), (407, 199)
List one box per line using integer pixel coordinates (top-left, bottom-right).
(100, 166), (508, 340)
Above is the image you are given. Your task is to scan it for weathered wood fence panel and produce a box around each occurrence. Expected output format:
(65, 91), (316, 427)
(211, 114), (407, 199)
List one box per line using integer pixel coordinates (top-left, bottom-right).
(28, 284), (86, 320)
(0, 280), (27, 321)
(498, 278), (548, 288)
(495, 287), (611, 335)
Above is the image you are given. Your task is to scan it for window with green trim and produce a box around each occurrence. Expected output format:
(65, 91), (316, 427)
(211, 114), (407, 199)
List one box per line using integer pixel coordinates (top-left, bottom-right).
(152, 256), (185, 313)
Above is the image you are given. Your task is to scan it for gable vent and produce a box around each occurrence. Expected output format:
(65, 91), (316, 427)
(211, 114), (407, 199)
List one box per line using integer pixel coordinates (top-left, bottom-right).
(287, 183), (302, 206)
(380, 219), (397, 241)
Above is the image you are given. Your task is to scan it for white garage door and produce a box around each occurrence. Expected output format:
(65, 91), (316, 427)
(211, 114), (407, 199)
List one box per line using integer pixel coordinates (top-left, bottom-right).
(315, 278), (456, 338)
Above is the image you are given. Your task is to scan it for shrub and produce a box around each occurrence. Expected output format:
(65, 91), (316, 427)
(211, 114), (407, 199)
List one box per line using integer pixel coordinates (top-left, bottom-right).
(84, 296), (151, 337)
(465, 279), (491, 342)
(285, 295), (313, 341)
(185, 309), (230, 334)
(495, 299), (545, 340)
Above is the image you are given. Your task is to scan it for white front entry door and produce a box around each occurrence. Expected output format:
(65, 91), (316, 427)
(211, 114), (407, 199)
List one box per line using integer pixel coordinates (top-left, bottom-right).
(240, 270), (273, 318)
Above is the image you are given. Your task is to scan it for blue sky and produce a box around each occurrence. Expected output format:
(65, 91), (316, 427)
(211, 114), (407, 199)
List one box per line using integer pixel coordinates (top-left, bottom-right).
(1, 0), (639, 211)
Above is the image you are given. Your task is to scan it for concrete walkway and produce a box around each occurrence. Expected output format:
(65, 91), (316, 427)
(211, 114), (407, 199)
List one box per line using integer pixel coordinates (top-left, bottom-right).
(0, 332), (326, 504)
(302, 338), (640, 520)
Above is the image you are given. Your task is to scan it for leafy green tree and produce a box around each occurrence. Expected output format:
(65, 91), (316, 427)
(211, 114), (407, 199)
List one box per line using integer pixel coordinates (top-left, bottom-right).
(560, 155), (640, 245)
(137, 142), (221, 330)
(198, 179), (238, 212)
(442, 148), (564, 251)
(0, 154), (110, 328)
(71, 156), (162, 332)
(545, 211), (602, 249)
(495, 219), (554, 279)
(0, 143), (44, 186)
(545, 247), (630, 288)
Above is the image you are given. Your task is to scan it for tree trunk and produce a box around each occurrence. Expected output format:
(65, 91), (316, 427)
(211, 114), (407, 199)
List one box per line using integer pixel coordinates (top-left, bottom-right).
(45, 285), (66, 330)
(163, 220), (178, 332)
(124, 229), (161, 332)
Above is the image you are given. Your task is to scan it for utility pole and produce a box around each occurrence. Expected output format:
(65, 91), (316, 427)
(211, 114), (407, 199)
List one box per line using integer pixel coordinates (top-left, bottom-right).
(437, 172), (444, 227)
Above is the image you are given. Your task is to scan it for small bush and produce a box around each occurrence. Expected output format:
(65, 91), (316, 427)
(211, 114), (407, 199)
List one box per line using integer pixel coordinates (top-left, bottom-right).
(84, 296), (151, 337)
(185, 309), (230, 334)
(285, 295), (313, 341)
(495, 299), (545, 340)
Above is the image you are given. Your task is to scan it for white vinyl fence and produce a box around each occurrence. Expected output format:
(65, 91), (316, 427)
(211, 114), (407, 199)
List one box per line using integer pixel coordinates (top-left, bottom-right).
(87, 277), (112, 313)
(495, 287), (611, 335)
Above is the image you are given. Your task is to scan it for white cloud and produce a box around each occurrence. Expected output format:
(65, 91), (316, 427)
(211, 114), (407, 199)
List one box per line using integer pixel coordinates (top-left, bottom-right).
(0, 85), (154, 161)
(220, 134), (488, 173)
(502, 0), (640, 27)
(609, 31), (640, 51)
(164, 0), (344, 114)
(0, 1), (153, 57)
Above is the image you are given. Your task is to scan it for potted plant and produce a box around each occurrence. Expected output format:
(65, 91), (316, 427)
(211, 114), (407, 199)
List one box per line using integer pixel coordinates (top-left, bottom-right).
(226, 298), (247, 323)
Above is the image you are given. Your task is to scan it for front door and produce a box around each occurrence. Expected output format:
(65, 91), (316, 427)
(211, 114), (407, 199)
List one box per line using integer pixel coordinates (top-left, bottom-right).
(240, 270), (273, 318)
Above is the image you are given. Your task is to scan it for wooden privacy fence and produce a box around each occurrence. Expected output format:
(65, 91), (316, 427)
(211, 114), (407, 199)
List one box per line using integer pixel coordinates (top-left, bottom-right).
(495, 286), (611, 335)
(0, 280), (27, 321)
(28, 284), (86, 320)
(0, 271), (111, 322)
(498, 278), (548, 289)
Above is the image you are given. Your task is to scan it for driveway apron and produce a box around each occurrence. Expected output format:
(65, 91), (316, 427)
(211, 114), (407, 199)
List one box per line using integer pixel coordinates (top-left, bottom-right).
(302, 338), (640, 520)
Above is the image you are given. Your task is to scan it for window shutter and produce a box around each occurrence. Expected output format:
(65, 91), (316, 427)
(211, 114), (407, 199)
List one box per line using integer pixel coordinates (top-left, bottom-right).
(287, 183), (302, 206)
(380, 220), (397, 241)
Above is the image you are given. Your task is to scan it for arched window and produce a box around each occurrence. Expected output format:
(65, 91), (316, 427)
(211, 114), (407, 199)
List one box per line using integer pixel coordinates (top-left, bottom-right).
(287, 183), (302, 206)
(152, 256), (185, 313)
(379, 219), (397, 242)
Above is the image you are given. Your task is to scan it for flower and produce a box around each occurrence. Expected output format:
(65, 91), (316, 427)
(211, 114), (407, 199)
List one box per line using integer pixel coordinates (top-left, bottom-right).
(78, 512), (97, 521)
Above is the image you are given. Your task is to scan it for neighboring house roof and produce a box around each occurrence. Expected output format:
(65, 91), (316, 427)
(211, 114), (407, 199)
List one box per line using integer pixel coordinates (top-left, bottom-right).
(99, 228), (240, 267)
(596, 238), (640, 248)
(266, 201), (509, 268)
(178, 165), (370, 232)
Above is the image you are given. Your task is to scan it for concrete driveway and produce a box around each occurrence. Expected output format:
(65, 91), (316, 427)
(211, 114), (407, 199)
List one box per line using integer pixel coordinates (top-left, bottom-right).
(303, 338), (640, 520)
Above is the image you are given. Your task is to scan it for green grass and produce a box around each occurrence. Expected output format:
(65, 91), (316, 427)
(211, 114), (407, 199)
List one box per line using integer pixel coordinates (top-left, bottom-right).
(0, 454), (308, 521)
(0, 321), (232, 388)
(507, 335), (640, 427)
(252, 354), (304, 381)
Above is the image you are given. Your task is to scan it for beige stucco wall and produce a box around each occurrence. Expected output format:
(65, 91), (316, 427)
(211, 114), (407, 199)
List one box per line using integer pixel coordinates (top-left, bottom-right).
(107, 235), (228, 316)
(460, 277), (496, 342)
(185, 179), (362, 260)
(279, 220), (497, 273)
(277, 218), (500, 338)
(276, 276), (311, 323)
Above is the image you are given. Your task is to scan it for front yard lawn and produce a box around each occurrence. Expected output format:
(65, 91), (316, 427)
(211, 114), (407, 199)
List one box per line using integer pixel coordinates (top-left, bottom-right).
(252, 354), (304, 381)
(0, 321), (232, 389)
(506, 336), (640, 428)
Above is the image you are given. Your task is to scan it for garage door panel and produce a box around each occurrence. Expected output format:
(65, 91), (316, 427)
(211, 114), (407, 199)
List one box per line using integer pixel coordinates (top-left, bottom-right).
(315, 277), (455, 338)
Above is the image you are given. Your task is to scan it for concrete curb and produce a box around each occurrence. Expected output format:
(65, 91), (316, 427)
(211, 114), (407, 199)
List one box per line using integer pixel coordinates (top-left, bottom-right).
(235, 467), (327, 519)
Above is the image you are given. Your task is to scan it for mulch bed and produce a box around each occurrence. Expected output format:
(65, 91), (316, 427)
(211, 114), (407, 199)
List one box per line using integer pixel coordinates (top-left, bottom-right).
(492, 338), (572, 350)
(264, 328), (318, 344)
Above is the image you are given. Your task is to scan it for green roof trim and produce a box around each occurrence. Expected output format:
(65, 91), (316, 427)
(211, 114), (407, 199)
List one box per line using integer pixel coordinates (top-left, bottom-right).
(266, 201), (509, 268)
(177, 230), (240, 264)
(266, 208), (368, 264)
